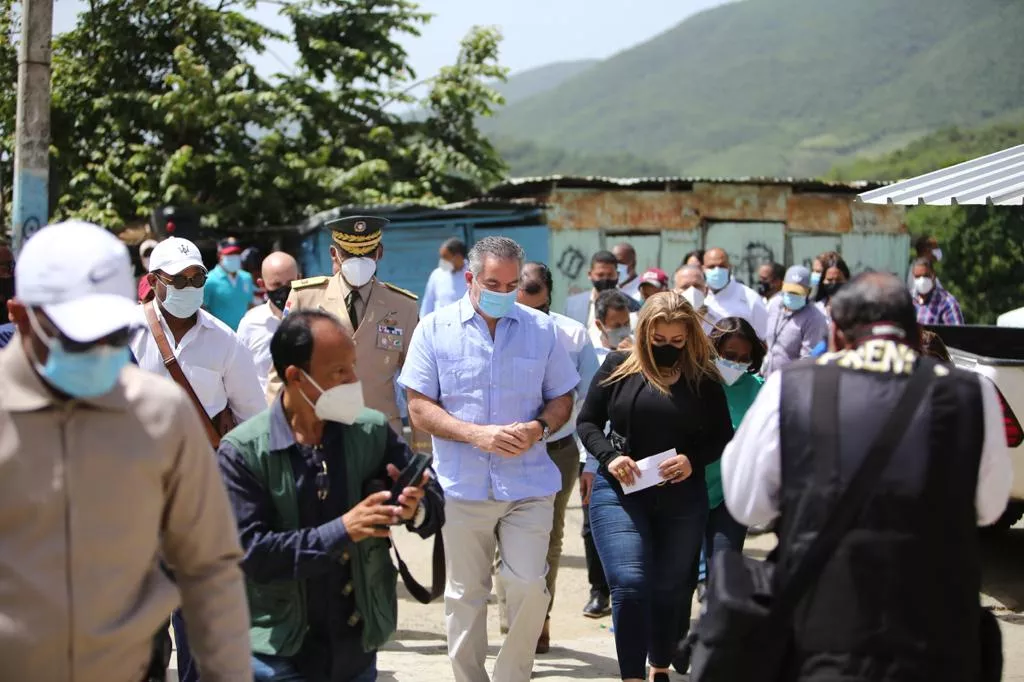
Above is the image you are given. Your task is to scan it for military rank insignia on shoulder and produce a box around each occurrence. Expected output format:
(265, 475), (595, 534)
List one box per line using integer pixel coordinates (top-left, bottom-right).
(291, 276), (330, 290)
(381, 281), (418, 300)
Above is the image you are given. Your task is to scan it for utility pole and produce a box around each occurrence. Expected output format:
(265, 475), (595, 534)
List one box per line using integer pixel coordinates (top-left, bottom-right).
(11, 0), (53, 256)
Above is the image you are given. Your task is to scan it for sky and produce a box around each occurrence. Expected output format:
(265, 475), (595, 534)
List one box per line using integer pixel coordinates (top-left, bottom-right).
(52, 0), (728, 80)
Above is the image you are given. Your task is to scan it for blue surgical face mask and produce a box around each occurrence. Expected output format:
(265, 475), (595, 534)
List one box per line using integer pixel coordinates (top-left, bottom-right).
(782, 292), (807, 311)
(704, 267), (730, 291)
(161, 284), (205, 319)
(27, 309), (130, 398)
(221, 255), (241, 273)
(476, 282), (518, 319)
(810, 271), (822, 287)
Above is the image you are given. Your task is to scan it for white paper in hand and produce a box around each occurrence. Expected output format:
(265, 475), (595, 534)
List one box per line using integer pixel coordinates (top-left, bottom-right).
(621, 449), (675, 494)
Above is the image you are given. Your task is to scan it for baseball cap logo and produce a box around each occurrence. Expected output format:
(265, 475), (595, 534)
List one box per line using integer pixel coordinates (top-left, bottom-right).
(179, 243), (190, 255)
(88, 260), (119, 284)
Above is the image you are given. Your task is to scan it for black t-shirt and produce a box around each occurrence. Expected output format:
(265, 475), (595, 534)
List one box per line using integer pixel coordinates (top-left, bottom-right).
(577, 351), (734, 477)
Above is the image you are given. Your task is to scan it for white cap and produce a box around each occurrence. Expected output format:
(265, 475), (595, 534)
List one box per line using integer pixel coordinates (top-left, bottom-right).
(139, 238), (159, 256)
(16, 220), (138, 342)
(148, 236), (205, 275)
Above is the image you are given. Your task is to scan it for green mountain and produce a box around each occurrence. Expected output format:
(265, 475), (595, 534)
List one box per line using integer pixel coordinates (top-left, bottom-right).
(494, 60), (599, 107)
(483, 0), (1024, 178)
(828, 119), (1024, 181)
(496, 136), (674, 177)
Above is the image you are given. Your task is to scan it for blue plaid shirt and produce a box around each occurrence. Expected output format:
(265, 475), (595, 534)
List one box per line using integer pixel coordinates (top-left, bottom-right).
(914, 286), (965, 325)
(398, 295), (579, 501)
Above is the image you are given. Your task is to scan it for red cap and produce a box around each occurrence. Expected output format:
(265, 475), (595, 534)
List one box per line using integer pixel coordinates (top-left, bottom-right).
(640, 268), (668, 287)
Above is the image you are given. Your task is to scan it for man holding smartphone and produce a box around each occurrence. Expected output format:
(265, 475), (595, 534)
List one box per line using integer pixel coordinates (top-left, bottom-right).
(217, 309), (445, 682)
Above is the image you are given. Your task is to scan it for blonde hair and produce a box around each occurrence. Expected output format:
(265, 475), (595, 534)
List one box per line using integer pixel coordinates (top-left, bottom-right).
(602, 290), (721, 394)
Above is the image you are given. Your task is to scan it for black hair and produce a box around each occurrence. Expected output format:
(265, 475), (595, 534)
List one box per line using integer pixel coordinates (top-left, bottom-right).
(442, 237), (467, 258)
(711, 316), (766, 374)
(595, 289), (631, 323)
(682, 249), (705, 267)
(830, 272), (919, 345)
(270, 309), (344, 382)
(522, 261), (554, 297)
(768, 262), (785, 281)
(914, 234), (934, 255)
(591, 250), (618, 268)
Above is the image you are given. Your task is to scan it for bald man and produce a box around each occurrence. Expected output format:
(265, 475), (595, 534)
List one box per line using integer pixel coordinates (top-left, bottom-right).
(612, 242), (642, 301)
(237, 251), (300, 392)
(702, 247), (768, 339)
(674, 264), (719, 335)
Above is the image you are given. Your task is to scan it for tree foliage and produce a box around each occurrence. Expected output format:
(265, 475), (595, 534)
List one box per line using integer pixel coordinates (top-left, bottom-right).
(0, 0), (508, 231)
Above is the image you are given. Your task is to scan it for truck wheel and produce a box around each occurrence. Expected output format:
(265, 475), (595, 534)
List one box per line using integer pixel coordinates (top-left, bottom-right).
(989, 502), (1024, 532)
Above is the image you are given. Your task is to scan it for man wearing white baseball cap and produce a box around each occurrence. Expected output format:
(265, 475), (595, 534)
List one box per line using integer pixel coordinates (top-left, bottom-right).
(131, 234), (264, 682)
(0, 220), (252, 682)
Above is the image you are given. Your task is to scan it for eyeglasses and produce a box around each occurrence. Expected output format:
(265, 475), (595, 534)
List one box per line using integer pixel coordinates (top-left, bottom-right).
(312, 446), (329, 501)
(155, 271), (207, 289)
(30, 310), (134, 353)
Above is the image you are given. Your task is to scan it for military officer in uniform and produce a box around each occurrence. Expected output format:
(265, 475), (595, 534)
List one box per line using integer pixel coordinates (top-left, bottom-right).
(266, 216), (426, 449)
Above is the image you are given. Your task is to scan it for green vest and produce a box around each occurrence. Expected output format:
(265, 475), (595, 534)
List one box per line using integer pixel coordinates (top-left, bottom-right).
(223, 408), (398, 657)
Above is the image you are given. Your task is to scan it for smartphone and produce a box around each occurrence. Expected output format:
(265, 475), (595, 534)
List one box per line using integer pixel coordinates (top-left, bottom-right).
(388, 453), (431, 507)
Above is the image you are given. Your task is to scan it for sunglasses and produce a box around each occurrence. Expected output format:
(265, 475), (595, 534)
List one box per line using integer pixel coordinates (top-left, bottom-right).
(30, 310), (135, 354)
(155, 271), (207, 289)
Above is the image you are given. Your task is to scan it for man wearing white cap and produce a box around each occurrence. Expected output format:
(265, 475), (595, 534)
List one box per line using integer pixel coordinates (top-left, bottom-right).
(0, 221), (252, 682)
(130, 235), (264, 682)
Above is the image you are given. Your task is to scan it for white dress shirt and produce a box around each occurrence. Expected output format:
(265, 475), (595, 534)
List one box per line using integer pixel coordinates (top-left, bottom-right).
(705, 279), (769, 340)
(131, 305), (266, 422)
(619, 275), (642, 302)
(548, 312), (600, 443)
(420, 266), (468, 318)
(721, 365), (1013, 528)
(236, 303), (281, 394)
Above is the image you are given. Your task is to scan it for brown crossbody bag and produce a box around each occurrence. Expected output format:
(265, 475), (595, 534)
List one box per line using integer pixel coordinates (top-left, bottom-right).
(143, 301), (236, 448)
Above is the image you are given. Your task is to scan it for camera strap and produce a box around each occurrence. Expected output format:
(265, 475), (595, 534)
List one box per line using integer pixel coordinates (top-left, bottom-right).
(391, 532), (445, 604)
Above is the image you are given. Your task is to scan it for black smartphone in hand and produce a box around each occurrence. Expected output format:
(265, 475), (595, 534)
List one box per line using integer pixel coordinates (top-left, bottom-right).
(389, 453), (431, 507)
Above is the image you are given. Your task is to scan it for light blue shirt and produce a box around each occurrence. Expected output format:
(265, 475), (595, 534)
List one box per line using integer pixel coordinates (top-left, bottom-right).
(203, 265), (254, 331)
(548, 312), (600, 441)
(420, 266), (468, 318)
(399, 295), (580, 501)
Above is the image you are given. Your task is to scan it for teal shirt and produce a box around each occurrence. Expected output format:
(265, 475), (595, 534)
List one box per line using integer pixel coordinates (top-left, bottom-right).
(203, 265), (254, 331)
(706, 372), (764, 509)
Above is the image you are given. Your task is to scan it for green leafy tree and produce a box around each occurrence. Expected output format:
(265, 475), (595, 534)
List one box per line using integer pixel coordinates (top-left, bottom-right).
(0, 0), (507, 231)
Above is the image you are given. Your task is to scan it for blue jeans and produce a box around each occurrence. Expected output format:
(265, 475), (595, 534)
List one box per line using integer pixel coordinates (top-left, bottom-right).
(171, 609), (199, 682)
(252, 652), (378, 682)
(589, 473), (707, 679)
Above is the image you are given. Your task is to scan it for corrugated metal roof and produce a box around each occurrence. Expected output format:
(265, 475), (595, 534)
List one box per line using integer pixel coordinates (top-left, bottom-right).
(295, 198), (544, 235)
(487, 175), (886, 198)
(858, 144), (1024, 206)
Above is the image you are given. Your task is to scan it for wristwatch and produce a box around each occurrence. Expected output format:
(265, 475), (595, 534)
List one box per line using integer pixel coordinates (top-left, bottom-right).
(535, 418), (551, 442)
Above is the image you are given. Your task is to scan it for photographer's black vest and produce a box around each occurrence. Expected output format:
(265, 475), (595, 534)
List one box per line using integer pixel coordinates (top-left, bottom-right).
(777, 340), (985, 682)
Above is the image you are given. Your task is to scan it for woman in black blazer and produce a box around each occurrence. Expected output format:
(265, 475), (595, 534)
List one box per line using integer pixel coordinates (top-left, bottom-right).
(577, 290), (734, 682)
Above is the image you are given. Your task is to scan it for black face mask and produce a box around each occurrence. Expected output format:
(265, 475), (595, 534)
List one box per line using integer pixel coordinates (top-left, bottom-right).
(267, 284), (292, 310)
(651, 343), (683, 368)
(818, 282), (844, 300)
(592, 278), (618, 292)
(756, 280), (772, 297)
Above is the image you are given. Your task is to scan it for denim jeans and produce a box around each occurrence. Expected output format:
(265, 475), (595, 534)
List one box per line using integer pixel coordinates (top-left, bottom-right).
(252, 652), (378, 682)
(171, 609), (199, 682)
(589, 473), (707, 679)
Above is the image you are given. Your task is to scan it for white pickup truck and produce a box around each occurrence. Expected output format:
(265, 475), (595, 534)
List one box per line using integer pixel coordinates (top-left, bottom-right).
(927, 324), (1024, 530)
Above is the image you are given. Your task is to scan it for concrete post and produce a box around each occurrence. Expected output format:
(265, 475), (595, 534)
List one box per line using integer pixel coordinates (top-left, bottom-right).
(11, 0), (54, 255)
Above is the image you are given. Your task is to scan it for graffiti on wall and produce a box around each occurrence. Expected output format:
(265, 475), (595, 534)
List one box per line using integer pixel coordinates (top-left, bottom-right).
(738, 241), (775, 285)
(556, 245), (586, 281)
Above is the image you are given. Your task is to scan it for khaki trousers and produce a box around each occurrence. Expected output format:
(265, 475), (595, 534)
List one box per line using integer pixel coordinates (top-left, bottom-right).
(444, 495), (555, 682)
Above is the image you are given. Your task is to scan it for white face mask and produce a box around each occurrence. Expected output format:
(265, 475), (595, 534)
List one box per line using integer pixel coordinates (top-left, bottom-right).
(716, 358), (750, 386)
(932, 248), (943, 262)
(300, 371), (366, 425)
(160, 284), (204, 319)
(913, 276), (935, 296)
(616, 263), (630, 281)
(681, 286), (706, 311)
(438, 258), (455, 273)
(340, 257), (377, 288)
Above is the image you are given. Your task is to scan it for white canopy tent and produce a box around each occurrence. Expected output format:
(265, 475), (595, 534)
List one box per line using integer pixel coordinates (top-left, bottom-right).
(858, 143), (1024, 207)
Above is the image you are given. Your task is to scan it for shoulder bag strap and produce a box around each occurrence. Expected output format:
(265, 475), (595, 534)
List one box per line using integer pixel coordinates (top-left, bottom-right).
(143, 301), (222, 447)
(774, 357), (937, 616)
(391, 532), (445, 604)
